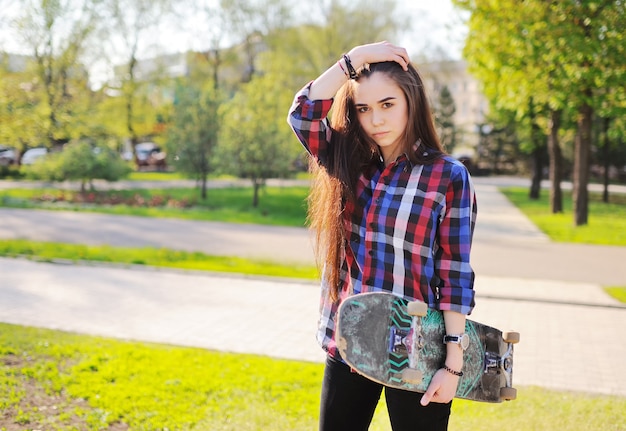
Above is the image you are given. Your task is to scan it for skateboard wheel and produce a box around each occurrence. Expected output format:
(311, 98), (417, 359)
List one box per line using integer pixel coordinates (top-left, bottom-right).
(401, 368), (423, 384)
(500, 387), (517, 401)
(502, 331), (520, 344)
(406, 300), (428, 317)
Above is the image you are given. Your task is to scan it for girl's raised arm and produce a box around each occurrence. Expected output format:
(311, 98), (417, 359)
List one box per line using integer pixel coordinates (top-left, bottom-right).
(308, 41), (411, 100)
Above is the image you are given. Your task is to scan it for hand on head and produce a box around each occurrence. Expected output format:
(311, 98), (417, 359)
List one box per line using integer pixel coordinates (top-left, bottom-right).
(347, 41), (410, 72)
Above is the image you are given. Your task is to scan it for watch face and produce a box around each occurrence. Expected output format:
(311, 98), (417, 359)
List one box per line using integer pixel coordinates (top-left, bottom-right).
(445, 334), (470, 351)
(460, 334), (469, 350)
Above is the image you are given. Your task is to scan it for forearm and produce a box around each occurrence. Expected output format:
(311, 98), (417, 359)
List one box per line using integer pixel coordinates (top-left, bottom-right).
(308, 59), (349, 101)
(443, 310), (466, 371)
(308, 42), (410, 101)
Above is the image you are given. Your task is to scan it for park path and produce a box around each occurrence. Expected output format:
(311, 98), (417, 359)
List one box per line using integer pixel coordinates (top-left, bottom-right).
(0, 176), (625, 396)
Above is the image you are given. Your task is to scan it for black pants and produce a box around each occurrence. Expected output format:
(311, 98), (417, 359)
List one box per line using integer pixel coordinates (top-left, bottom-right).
(320, 356), (452, 431)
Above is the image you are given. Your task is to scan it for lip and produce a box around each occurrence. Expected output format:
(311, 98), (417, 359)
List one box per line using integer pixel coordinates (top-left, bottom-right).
(372, 131), (389, 138)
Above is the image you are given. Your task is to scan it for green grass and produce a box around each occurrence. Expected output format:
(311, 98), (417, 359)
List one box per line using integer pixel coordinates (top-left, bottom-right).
(605, 286), (626, 303)
(0, 239), (318, 280)
(1, 323), (624, 431)
(126, 171), (189, 181)
(500, 187), (626, 246)
(0, 323), (322, 431)
(0, 186), (310, 227)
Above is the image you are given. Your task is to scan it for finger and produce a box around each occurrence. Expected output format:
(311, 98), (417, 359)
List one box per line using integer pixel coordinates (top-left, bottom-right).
(420, 388), (435, 406)
(393, 49), (410, 70)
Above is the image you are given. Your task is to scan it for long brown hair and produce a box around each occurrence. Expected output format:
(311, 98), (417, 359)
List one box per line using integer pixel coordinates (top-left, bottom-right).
(307, 61), (444, 301)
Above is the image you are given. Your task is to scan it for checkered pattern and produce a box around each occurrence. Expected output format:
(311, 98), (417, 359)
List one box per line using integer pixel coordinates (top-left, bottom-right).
(288, 83), (477, 357)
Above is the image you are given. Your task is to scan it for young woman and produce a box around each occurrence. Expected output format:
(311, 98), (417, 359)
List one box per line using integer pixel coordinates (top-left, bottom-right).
(287, 42), (477, 431)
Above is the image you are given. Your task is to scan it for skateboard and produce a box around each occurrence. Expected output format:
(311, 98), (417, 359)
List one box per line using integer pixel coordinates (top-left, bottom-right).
(336, 292), (519, 403)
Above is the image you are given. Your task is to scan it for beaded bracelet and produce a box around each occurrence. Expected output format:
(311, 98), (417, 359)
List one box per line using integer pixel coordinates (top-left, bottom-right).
(443, 364), (464, 377)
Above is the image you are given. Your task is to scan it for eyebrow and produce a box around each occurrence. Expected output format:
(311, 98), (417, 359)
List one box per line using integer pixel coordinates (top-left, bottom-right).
(355, 96), (397, 107)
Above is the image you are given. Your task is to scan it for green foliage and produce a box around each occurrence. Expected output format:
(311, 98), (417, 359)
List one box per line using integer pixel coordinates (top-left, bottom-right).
(501, 187), (626, 245)
(13, 0), (102, 147)
(218, 73), (298, 205)
(0, 60), (47, 151)
(166, 82), (221, 193)
(435, 85), (458, 152)
(454, 0), (626, 224)
(24, 141), (132, 190)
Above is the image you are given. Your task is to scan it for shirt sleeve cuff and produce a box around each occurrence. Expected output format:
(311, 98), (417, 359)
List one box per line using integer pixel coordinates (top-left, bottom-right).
(297, 82), (334, 121)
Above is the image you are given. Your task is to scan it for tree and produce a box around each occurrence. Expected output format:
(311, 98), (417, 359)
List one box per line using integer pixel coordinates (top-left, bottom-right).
(218, 71), (295, 207)
(13, 0), (101, 148)
(25, 140), (131, 191)
(454, 0), (552, 200)
(165, 83), (220, 200)
(435, 85), (457, 152)
(188, 0), (233, 91)
(454, 0), (626, 224)
(271, 0), (403, 85)
(213, 0), (294, 85)
(0, 55), (47, 159)
(103, 0), (173, 149)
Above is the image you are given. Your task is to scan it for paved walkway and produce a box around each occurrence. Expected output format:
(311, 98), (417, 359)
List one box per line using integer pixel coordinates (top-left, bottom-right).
(0, 178), (625, 397)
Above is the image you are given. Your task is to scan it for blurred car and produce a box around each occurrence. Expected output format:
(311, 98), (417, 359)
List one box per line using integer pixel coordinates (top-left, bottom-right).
(0, 146), (16, 166)
(134, 142), (166, 170)
(21, 147), (48, 165)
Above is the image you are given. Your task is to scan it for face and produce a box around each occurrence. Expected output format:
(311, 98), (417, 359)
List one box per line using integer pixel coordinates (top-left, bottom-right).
(353, 72), (409, 165)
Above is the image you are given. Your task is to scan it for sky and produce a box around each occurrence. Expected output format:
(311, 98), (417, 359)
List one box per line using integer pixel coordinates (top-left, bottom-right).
(0, 0), (469, 86)
(397, 0), (468, 59)
(149, 0), (468, 61)
(0, 0), (468, 57)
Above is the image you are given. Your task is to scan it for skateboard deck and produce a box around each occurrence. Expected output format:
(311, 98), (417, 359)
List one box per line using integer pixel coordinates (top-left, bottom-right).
(336, 292), (518, 403)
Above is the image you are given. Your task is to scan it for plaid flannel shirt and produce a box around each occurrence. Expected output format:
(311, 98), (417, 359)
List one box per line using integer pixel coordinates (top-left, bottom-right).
(288, 83), (477, 357)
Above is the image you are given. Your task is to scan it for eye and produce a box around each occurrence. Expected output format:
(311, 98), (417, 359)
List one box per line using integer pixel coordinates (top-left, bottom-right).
(382, 102), (393, 109)
(357, 106), (369, 113)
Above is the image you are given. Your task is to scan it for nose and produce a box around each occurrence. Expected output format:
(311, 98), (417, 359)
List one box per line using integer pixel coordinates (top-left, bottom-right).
(371, 109), (384, 126)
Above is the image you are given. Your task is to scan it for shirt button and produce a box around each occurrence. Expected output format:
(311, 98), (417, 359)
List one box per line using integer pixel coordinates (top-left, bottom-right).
(368, 250), (374, 256)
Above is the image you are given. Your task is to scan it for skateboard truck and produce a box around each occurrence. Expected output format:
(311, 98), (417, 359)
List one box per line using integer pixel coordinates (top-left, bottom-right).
(484, 333), (519, 401)
(388, 301), (429, 385)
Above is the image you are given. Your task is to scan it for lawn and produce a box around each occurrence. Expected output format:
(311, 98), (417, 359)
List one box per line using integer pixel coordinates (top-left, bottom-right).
(0, 239), (318, 280)
(500, 187), (626, 246)
(1, 323), (624, 431)
(0, 186), (310, 227)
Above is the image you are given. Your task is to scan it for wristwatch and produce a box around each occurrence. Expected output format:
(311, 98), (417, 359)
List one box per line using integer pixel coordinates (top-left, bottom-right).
(443, 333), (470, 351)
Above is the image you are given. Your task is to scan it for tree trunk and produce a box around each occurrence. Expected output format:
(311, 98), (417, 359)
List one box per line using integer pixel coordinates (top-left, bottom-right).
(252, 179), (261, 208)
(602, 117), (610, 203)
(528, 99), (543, 200)
(573, 99), (593, 226)
(212, 48), (220, 91)
(529, 147), (543, 200)
(201, 174), (208, 200)
(547, 109), (563, 213)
